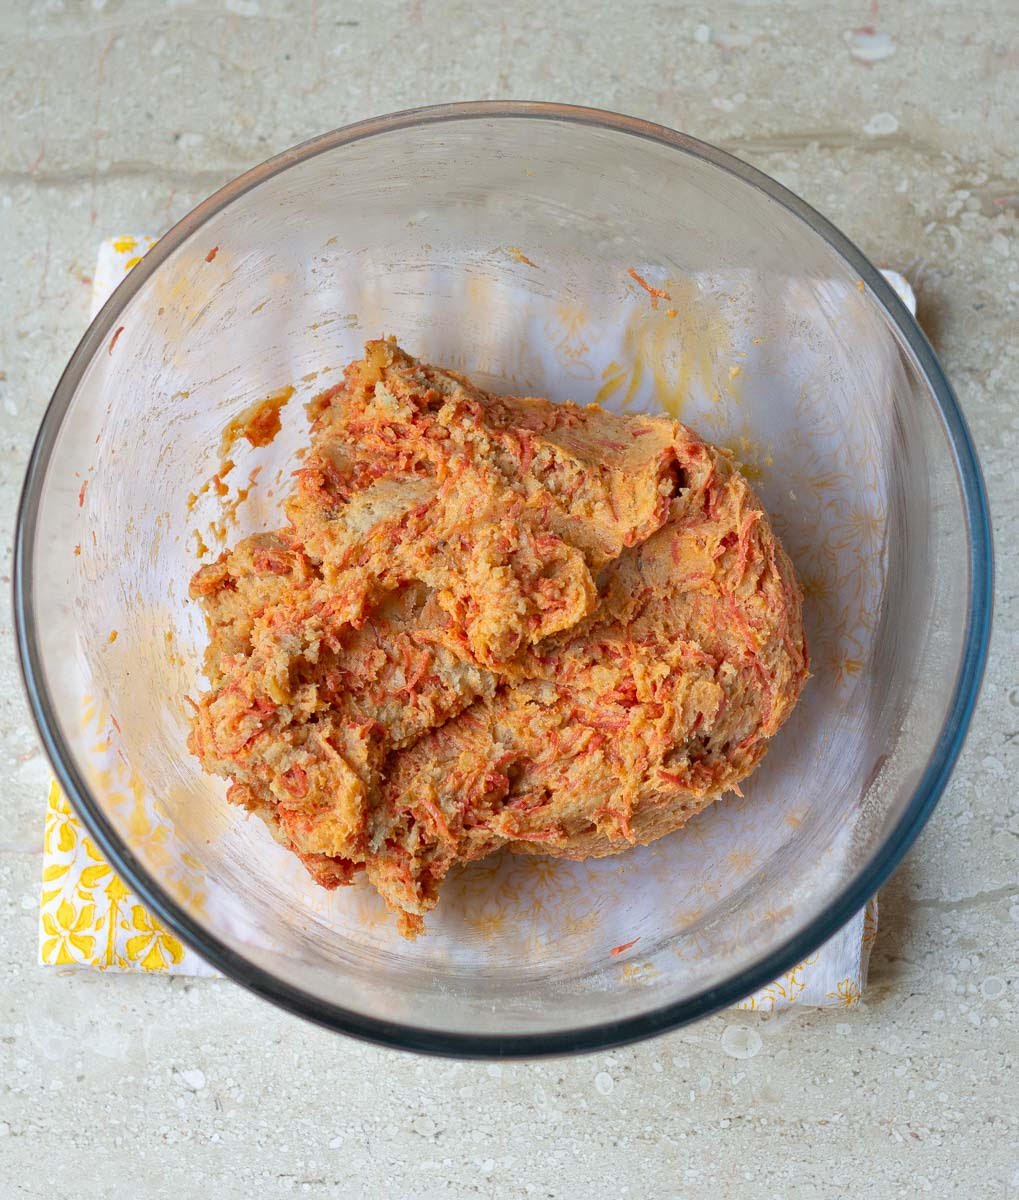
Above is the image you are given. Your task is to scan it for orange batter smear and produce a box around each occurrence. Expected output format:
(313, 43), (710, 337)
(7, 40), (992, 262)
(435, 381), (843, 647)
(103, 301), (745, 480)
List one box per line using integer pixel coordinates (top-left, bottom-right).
(187, 339), (807, 936)
(220, 386), (295, 456)
(219, 466), (261, 529)
(187, 460), (235, 512)
(506, 245), (539, 268)
(627, 267), (673, 310)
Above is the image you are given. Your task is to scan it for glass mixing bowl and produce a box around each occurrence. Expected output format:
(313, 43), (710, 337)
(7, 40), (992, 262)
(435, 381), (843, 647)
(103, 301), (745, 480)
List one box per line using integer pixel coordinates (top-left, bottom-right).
(15, 103), (991, 1056)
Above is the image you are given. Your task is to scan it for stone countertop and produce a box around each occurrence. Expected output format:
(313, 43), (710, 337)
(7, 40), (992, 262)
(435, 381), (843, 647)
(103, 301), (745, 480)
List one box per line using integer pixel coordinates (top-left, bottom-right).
(0, 3), (1016, 1197)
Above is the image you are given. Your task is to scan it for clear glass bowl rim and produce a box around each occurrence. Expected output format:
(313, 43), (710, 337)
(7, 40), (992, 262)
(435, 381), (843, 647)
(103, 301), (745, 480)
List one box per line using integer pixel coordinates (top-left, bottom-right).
(13, 101), (993, 1059)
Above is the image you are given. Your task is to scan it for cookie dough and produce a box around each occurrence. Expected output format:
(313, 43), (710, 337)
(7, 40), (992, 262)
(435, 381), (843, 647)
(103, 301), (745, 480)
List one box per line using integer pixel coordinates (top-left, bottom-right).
(188, 339), (808, 935)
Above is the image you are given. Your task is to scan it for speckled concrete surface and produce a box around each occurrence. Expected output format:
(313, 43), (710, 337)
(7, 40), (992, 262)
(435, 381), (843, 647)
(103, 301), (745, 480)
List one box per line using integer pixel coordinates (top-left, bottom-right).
(1, 2), (1016, 1197)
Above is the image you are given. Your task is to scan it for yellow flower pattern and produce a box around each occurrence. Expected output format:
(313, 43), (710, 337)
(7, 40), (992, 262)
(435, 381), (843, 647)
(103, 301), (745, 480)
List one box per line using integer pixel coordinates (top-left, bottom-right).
(826, 977), (862, 1008)
(862, 896), (879, 948)
(43, 786), (78, 856)
(125, 905), (186, 971)
(39, 781), (204, 973)
(737, 954), (820, 1013)
(41, 897), (96, 965)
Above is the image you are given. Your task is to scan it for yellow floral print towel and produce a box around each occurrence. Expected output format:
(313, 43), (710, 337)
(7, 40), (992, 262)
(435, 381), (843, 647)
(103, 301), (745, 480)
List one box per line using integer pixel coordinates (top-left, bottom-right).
(39, 237), (900, 1006)
(41, 781), (216, 976)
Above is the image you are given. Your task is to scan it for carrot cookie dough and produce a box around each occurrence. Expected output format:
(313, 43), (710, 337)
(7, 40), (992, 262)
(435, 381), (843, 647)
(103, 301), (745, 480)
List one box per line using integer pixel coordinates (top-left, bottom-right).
(188, 339), (808, 935)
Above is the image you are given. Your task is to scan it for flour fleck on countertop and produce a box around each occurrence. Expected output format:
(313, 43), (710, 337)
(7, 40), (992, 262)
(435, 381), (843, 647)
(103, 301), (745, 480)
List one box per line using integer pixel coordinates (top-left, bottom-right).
(863, 112), (899, 136)
(595, 1071), (614, 1095)
(721, 1025), (763, 1059)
